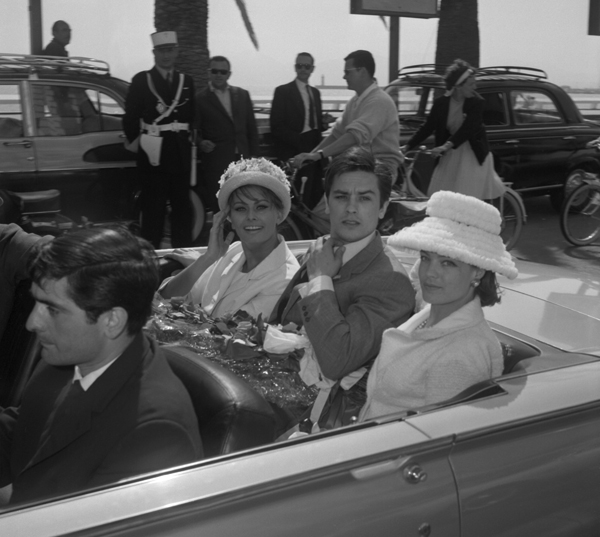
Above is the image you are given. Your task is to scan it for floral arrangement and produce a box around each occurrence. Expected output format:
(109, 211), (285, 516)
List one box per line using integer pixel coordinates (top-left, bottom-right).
(146, 295), (318, 418)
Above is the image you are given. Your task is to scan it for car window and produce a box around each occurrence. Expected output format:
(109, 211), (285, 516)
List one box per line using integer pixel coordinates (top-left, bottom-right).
(0, 84), (24, 138)
(32, 84), (124, 136)
(481, 91), (508, 126)
(510, 90), (563, 125)
(386, 84), (438, 129)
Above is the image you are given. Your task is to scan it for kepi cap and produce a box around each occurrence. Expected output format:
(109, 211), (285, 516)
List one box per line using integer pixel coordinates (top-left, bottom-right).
(151, 31), (178, 49)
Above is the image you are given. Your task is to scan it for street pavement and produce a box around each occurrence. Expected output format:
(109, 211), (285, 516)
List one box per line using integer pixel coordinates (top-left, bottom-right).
(511, 195), (599, 279)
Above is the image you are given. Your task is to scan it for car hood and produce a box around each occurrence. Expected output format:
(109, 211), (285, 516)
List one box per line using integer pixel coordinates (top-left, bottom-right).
(489, 258), (600, 355)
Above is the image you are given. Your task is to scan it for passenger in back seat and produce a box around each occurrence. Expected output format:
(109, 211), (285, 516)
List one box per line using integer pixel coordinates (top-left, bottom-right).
(360, 191), (518, 421)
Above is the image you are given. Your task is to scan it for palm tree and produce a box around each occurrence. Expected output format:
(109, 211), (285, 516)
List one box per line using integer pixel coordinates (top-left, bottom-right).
(154, 0), (257, 90)
(435, 0), (480, 70)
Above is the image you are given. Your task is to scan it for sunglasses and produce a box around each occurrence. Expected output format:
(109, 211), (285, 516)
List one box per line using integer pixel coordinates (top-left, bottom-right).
(210, 69), (229, 75)
(295, 63), (313, 70)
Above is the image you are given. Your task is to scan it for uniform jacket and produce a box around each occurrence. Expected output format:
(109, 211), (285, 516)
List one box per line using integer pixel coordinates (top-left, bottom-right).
(269, 80), (324, 161)
(196, 85), (259, 161)
(269, 234), (416, 380)
(122, 67), (195, 168)
(0, 333), (202, 504)
(407, 93), (490, 165)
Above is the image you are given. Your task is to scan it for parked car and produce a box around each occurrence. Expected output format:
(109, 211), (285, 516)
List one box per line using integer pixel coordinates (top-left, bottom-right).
(0, 54), (204, 240)
(1, 239), (599, 536)
(386, 65), (600, 210)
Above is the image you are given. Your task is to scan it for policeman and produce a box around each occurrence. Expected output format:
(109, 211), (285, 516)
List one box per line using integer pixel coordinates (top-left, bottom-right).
(123, 31), (195, 248)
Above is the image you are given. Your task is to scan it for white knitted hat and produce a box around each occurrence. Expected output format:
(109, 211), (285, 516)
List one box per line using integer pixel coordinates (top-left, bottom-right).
(217, 158), (291, 219)
(388, 191), (518, 279)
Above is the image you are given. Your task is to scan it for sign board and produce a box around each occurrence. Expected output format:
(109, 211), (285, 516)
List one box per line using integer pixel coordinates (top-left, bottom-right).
(350, 0), (438, 18)
(590, 0), (600, 35)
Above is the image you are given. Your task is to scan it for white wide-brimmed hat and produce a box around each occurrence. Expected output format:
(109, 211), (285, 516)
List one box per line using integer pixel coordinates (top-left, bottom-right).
(217, 158), (291, 219)
(389, 191), (518, 279)
(151, 31), (178, 49)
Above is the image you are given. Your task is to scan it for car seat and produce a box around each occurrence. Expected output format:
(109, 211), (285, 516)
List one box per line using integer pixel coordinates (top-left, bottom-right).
(161, 345), (276, 458)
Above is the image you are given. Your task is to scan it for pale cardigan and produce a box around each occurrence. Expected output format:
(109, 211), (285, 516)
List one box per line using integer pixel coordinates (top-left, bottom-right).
(162, 237), (299, 319)
(360, 297), (502, 421)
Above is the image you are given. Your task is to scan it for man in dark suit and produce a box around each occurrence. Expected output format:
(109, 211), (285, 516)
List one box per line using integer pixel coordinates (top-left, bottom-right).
(0, 227), (202, 505)
(270, 52), (326, 209)
(123, 31), (195, 248)
(269, 148), (415, 382)
(41, 20), (70, 57)
(196, 56), (259, 212)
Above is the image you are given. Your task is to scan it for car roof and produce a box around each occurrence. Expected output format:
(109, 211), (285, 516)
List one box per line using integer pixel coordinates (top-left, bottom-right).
(386, 64), (549, 89)
(0, 53), (129, 92)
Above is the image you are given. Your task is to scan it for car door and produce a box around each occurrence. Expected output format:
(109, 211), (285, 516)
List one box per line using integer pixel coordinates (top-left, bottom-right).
(0, 82), (36, 176)
(28, 81), (137, 221)
(480, 90), (520, 183)
(506, 89), (574, 192)
(0, 422), (461, 537)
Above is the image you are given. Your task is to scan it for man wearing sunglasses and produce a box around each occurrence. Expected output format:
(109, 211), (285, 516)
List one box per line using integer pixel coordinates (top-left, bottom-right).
(270, 53), (328, 208)
(292, 50), (401, 183)
(196, 56), (259, 213)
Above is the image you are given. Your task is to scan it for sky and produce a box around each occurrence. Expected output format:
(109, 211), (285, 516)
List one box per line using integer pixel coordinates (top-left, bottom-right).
(1, 0), (600, 95)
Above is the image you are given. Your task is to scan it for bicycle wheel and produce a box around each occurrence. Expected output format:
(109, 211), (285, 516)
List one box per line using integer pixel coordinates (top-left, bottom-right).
(499, 189), (524, 251)
(560, 182), (600, 246)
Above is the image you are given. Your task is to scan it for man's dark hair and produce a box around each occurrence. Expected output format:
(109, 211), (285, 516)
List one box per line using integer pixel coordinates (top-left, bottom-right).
(296, 52), (314, 63)
(209, 55), (231, 70)
(344, 50), (375, 78)
(323, 147), (393, 207)
(28, 227), (159, 335)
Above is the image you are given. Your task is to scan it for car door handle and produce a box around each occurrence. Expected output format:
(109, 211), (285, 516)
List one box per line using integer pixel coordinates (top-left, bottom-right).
(119, 133), (127, 138)
(351, 456), (427, 484)
(562, 136), (576, 141)
(504, 139), (519, 145)
(3, 140), (33, 148)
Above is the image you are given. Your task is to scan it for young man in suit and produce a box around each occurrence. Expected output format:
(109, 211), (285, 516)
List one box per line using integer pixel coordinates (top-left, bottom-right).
(0, 227), (202, 505)
(270, 52), (326, 208)
(269, 148), (415, 382)
(196, 56), (259, 212)
(123, 31), (195, 248)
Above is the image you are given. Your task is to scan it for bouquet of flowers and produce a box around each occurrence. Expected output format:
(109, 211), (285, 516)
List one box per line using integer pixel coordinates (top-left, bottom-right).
(146, 296), (318, 418)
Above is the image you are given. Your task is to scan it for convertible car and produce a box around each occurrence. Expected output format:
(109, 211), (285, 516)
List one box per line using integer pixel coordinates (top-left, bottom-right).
(1, 240), (599, 536)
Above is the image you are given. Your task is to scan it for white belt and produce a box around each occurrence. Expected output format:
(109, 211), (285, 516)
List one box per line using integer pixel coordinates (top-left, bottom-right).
(142, 121), (189, 135)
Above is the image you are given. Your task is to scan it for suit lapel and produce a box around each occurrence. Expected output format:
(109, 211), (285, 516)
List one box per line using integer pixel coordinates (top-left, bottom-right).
(336, 234), (382, 282)
(24, 334), (147, 472)
(208, 87), (233, 122)
(290, 82), (306, 122)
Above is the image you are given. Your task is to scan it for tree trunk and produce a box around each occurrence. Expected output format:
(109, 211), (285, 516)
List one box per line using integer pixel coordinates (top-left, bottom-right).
(155, 0), (209, 90)
(435, 0), (480, 71)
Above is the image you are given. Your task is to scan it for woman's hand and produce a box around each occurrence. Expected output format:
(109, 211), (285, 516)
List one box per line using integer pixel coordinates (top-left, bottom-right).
(431, 142), (452, 159)
(206, 210), (234, 261)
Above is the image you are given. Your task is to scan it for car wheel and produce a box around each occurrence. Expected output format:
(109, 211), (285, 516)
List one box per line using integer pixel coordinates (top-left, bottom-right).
(550, 168), (589, 212)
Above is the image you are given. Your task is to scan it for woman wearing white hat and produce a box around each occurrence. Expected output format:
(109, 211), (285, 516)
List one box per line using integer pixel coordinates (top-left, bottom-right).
(159, 158), (299, 319)
(359, 191), (518, 421)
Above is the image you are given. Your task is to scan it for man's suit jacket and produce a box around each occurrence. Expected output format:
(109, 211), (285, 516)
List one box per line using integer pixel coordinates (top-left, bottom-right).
(407, 93), (490, 165)
(196, 85), (259, 166)
(270, 80), (324, 161)
(123, 67), (195, 171)
(0, 333), (202, 504)
(41, 39), (67, 57)
(269, 234), (416, 381)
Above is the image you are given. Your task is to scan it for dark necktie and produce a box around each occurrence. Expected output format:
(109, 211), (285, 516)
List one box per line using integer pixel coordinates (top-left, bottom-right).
(307, 86), (316, 130)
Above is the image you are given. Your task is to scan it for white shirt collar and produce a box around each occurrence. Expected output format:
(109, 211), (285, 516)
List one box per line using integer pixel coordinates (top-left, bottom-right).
(336, 231), (376, 265)
(209, 81), (229, 94)
(73, 357), (119, 391)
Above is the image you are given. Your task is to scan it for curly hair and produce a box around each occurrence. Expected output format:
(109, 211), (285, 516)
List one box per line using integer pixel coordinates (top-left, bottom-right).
(474, 270), (501, 307)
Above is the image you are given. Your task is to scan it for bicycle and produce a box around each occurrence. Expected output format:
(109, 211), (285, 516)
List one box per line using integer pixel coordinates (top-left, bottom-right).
(560, 172), (600, 246)
(397, 147), (526, 251)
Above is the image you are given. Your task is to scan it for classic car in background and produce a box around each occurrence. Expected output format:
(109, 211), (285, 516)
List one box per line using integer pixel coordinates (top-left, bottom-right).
(386, 65), (600, 210)
(0, 240), (598, 536)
